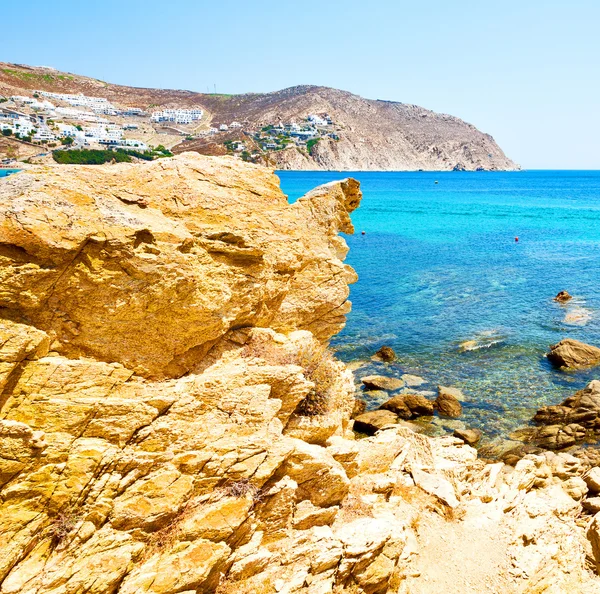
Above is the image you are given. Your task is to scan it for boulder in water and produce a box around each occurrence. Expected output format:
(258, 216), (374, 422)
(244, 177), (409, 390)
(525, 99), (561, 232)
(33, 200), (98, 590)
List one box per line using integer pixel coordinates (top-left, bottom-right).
(380, 395), (412, 419)
(554, 290), (573, 302)
(373, 345), (396, 362)
(546, 339), (600, 369)
(403, 394), (435, 417)
(380, 393), (434, 419)
(435, 387), (463, 418)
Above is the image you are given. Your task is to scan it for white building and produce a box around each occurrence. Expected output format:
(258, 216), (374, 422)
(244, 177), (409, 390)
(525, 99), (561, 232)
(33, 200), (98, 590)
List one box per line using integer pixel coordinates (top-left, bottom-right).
(36, 90), (114, 111)
(150, 108), (203, 125)
(219, 124), (229, 131)
(307, 114), (328, 126)
(57, 123), (84, 138)
(230, 121), (242, 128)
(118, 138), (148, 150)
(33, 127), (57, 142)
(55, 107), (108, 124)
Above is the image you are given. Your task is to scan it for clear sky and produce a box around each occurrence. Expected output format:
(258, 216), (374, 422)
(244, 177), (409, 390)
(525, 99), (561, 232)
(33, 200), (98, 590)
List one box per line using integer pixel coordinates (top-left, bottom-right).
(3, 0), (599, 169)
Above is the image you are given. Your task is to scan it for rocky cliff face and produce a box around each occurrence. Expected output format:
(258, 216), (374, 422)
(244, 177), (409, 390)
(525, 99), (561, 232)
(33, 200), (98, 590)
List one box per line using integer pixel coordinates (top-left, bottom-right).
(0, 155), (598, 594)
(182, 86), (518, 171)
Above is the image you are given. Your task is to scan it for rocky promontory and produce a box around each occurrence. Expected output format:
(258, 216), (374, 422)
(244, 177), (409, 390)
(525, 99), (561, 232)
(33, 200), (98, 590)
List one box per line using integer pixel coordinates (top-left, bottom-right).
(0, 154), (598, 593)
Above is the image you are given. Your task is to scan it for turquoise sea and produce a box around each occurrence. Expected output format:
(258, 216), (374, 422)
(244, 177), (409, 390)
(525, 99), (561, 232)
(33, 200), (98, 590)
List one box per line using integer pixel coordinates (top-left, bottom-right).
(278, 170), (600, 451)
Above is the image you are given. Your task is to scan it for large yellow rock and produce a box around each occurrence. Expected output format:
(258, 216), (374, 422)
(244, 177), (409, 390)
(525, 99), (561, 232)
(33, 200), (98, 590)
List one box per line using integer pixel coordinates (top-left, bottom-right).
(0, 154), (360, 378)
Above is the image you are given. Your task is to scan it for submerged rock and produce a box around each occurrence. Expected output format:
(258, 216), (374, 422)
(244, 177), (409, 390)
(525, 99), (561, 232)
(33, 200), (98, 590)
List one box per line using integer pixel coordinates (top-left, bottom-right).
(547, 339), (600, 369)
(401, 373), (426, 387)
(373, 345), (396, 362)
(437, 385), (465, 401)
(361, 375), (404, 391)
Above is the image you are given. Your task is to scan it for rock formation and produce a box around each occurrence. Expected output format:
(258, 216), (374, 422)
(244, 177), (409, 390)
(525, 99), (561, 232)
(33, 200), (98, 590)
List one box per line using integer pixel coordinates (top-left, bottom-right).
(554, 290), (573, 302)
(0, 154), (598, 593)
(373, 346), (396, 362)
(547, 338), (600, 369)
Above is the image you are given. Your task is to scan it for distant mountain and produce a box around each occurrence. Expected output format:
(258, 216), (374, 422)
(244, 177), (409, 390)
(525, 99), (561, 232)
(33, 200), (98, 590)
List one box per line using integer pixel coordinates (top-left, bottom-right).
(0, 63), (517, 171)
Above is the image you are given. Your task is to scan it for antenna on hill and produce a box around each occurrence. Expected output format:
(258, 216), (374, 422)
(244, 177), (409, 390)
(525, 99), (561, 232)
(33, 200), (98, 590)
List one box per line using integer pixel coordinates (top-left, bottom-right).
(214, 84), (216, 94)
(207, 86), (209, 94)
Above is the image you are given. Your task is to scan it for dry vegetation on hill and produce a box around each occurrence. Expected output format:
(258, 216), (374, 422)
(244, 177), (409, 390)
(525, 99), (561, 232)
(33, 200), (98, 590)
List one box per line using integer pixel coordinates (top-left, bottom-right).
(0, 63), (517, 170)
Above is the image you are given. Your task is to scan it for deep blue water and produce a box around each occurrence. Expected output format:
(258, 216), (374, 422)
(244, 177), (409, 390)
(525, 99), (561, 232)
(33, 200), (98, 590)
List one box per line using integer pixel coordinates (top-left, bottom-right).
(278, 170), (600, 449)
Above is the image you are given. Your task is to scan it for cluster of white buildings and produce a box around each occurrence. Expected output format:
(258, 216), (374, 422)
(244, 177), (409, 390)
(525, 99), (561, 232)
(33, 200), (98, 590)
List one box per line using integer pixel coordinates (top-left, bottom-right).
(11, 96), (55, 110)
(34, 90), (117, 115)
(56, 122), (148, 151)
(307, 114), (332, 126)
(150, 108), (203, 125)
(3, 92), (150, 151)
(55, 106), (109, 124)
(0, 108), (57, 142)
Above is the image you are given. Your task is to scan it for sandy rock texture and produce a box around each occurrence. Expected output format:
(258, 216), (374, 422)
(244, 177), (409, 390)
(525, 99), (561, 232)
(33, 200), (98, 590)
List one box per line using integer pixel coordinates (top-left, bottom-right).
(0, 154), (599, 594)
(0, 154), (360, 378)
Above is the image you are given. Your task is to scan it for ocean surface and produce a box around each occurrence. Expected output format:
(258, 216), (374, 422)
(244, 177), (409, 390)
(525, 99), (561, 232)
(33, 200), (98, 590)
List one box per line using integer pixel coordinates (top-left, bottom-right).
(278, 170), (600, 451)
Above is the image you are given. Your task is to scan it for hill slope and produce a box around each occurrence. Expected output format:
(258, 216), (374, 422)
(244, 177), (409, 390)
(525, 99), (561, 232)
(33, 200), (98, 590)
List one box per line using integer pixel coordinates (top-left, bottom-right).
(0, 63), (517, 170)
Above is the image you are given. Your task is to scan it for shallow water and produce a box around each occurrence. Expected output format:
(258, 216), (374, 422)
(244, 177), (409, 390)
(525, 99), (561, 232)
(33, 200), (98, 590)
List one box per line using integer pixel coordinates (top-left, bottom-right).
(278, 170), (600, 447)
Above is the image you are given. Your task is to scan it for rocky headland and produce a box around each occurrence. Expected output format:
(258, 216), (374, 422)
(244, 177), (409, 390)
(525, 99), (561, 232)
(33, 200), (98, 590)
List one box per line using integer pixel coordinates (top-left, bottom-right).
(0, 154), (599, 593)
(0, 63), (517, 172)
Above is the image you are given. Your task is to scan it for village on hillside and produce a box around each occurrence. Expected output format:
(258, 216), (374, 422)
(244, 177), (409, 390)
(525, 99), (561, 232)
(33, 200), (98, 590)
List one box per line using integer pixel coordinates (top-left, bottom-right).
(0, 87), (341, 166)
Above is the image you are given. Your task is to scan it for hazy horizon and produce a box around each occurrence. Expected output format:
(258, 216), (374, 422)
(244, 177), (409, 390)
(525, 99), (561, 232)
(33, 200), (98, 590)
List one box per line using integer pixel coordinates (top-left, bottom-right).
(4, 0), (599, 169)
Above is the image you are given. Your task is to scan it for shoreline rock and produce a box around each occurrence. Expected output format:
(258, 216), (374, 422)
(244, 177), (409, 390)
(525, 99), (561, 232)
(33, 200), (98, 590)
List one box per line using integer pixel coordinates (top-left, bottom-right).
(546, 338), (600, 369)
(434, 386), (463, 418)
(1, 155), (599, 592)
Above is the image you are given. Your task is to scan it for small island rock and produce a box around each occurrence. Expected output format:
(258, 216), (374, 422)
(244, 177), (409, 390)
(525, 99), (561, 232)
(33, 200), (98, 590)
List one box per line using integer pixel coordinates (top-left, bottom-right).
(554, 290), (573, 302)
(361, 375), (405, 391)
(353, 410), (398, 435)
(373, 346), (396, 362)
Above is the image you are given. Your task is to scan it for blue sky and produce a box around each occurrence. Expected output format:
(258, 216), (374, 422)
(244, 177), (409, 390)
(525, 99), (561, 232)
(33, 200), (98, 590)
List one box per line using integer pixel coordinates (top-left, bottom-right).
(3, 0), (599, 168)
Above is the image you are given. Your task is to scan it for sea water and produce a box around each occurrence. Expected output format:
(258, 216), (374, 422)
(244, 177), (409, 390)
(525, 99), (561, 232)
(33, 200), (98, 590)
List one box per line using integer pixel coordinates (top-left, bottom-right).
(278, 170), (600, 450)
